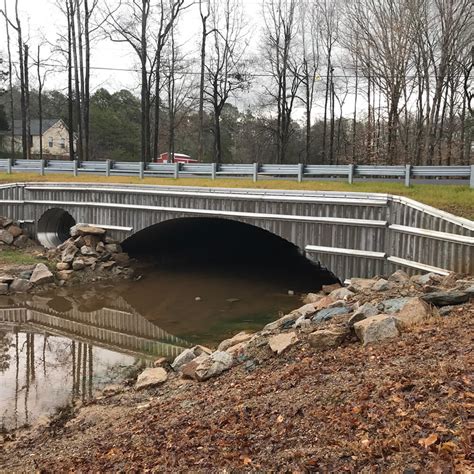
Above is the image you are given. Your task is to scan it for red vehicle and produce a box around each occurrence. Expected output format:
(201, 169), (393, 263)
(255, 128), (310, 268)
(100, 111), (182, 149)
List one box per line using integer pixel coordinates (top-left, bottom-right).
(155, 153), (198, 164)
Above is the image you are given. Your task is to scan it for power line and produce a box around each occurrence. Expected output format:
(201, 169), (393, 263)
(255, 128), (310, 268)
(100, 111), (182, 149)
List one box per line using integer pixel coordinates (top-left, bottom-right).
(8, 60), (447, 80)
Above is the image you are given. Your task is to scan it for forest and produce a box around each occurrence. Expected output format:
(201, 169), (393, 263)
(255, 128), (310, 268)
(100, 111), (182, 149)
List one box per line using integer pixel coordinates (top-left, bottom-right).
(0, 0), (472, 165)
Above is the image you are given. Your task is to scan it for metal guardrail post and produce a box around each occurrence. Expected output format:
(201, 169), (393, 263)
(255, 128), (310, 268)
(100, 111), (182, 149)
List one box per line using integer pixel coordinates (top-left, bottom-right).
(7, 158), (12, 174)
(174, 162), (180, 179)
(253, 162), (258, 182)
(139, 161), (145, 179)
(297, 163), (304, 183)
(40, 159), (45, 176)
(348, 164), (355, 184)
(405, 164), (412, 187)
(470, 165), (474, 189)
(105, 160), (111, 177)
(73, 160), (78, 177)
(211, 162), (217, 180)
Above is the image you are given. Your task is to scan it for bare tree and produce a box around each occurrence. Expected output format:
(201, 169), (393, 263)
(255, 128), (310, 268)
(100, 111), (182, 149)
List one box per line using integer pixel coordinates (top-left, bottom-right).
(262, 0), (302, 163)
(204, 0), (249, 163)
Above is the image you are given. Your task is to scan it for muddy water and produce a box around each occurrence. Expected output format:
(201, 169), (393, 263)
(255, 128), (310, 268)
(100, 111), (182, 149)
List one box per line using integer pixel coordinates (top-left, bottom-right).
(0, 262), (316, 431)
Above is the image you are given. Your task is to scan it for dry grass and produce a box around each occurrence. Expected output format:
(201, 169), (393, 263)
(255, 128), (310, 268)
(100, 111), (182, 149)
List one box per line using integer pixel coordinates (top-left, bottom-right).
(0, 172), (472, 219)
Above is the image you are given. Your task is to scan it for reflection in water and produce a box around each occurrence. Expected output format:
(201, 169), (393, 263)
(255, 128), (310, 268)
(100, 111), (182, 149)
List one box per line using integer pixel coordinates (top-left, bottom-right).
(0, 265), (302, 431)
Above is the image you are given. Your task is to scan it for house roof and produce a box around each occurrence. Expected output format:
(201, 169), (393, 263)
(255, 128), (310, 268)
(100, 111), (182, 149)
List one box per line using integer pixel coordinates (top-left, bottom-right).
(12, 119), (64, 136)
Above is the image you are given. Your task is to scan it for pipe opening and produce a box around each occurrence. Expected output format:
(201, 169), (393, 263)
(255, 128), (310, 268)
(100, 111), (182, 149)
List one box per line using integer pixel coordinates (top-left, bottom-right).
(37, 208), (76, 248)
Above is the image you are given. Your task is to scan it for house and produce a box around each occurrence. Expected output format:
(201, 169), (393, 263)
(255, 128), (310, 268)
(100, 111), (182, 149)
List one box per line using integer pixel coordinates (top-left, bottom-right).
(0, 119), (74, 157)
(155, 152), (198, 164)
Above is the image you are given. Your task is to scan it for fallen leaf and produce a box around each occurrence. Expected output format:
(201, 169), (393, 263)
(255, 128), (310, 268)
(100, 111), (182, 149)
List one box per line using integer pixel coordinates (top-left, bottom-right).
(418, 433), (438, 449)
(277, 415), (284, 423)
(241, 456), (252, 465)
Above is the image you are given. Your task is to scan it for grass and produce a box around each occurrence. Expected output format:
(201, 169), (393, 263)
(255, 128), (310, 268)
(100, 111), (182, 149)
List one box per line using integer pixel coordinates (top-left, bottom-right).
(0, 172), (472, 220)
(0, 248), (45, 266)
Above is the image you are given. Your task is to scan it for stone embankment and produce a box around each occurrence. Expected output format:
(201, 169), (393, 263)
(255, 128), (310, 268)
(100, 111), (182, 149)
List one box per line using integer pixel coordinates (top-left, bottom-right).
(0, 217), (133, 294)
(135, 269), (473, 390)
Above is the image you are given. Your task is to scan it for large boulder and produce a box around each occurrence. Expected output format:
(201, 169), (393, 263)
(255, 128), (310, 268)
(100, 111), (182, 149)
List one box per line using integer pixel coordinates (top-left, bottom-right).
(217, 331), (253, 352)
(308, 328), (348, 350)
(411, 273), (443, 286)
(268, 332), (298, 355)
(422, 291), (470, 307)
(354, 314), (400, 345)
(393, 297), (436, 329)
(171, 345), (212, 371)
(6, 225), (23, 238)
(30, 263), (54, 285)
(135, 367), (168, 390)
(181, 351), (233, 382)
(0, 230), (14, 245)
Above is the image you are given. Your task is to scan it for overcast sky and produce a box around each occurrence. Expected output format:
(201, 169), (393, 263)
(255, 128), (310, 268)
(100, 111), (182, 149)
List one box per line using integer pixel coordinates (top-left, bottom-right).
(1, 0), (262, 96)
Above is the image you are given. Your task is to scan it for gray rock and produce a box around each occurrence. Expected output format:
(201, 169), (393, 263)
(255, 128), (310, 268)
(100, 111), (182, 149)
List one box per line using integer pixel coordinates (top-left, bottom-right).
(29, 263), (54, 285)
(10, 278), (31, 293)
(61, 242), (78, 263)
(19, 270), (33, 280)
(194, 351), (234, 381)
(410, 272), (442, 286)
(171, 345), (212, 371)
(0, 230), (14, 245)
(135, 367), (168, 390)
(263, 304), (317, 331)
(308, 328), (348, 350)
(348, 302), (379, 327)
(80, 245), (97, 256)
(422, 291), (470, 307)
(393, 297), (435, 329)
(268, 332), (298, 355)
(313, 306), (350, 323)
(388, 270), (410, 283)
(0, 274), (15, 284)
(72, 259), (86, 271)
(372, 279), (394, 292)
(354, 314), (400, 345)
(380, 297), (412, 313)
(96, 241), (106, 253)
(0, 283), (8, 295)
(0, 217), (13, 228)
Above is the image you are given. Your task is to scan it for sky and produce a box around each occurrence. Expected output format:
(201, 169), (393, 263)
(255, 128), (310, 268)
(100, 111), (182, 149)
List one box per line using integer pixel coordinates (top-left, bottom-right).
(0, 0), (360, 119)
(1, 0), (262, 96)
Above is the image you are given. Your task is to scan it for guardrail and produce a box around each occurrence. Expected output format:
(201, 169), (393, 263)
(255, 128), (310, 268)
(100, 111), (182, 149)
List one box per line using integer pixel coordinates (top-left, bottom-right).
(0, 159), (472, 187)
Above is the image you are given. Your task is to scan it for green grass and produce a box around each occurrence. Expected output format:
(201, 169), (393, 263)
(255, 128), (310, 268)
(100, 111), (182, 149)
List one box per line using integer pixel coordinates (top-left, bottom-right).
(0, 248), (45, 266)
(0, 172), (472, 220)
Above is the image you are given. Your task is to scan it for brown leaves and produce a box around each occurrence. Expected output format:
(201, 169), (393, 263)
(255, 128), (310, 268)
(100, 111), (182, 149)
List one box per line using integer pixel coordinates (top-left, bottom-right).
(418, 433), (438, 449)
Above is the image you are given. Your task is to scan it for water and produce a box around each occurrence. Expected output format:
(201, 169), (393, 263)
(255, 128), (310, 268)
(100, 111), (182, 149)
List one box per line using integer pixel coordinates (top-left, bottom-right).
(0, 217), (339, 431)
(0, 264), (312, 432)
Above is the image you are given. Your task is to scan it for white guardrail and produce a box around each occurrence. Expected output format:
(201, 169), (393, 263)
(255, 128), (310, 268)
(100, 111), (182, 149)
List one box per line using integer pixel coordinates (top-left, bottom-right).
(0, 159), (473, 187)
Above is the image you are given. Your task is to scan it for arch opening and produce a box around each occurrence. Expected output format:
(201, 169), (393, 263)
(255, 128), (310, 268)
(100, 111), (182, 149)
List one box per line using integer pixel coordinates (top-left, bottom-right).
(37, 208), (76, 248)
(122, 217), (339, 292)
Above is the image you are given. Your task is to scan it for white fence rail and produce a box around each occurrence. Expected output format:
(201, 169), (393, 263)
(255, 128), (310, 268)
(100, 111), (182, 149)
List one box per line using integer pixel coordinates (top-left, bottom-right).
(0, 159), (473, 187)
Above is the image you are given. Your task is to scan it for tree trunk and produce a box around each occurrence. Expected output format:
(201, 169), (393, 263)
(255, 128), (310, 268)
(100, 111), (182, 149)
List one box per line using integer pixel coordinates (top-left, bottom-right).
(37, 45), (43, 161)
(23, 44), (31, 160)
